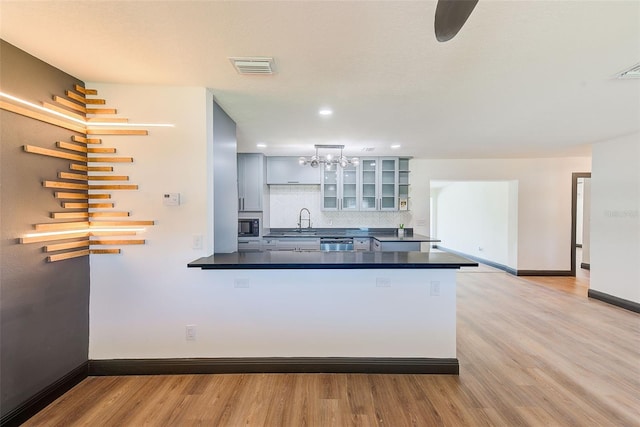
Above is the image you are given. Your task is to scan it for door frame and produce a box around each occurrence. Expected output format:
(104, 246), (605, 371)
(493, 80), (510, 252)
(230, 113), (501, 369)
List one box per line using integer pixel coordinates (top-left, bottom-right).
(571, 172), (591, 277)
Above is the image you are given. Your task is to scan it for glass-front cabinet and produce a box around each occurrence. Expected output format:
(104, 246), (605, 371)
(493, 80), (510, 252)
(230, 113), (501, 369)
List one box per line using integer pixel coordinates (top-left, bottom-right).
(320, 157), (408, 211)
(360, 157), (399, 211)
(321, 163), (359, 211)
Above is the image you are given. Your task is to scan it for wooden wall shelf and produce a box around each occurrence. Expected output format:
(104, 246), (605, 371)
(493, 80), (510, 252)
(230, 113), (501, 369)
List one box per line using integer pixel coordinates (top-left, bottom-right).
(34, 221), (89, 231)
(24, 145), (88, 162)
(72, 136), (101, 144)
(20, 231), (89, 244)
(90, 239), (145, 245)
(44, 240), (90, 252)
(74, 85), (97, 95)
(87, 157), (133, 163)
(47, 249), (90, 262)
(85, 129), (148, 136)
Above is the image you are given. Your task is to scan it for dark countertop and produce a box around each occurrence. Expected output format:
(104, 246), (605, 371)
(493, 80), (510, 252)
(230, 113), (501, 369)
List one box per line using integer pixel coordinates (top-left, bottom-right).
(188, 251), (477, 270)
(263, 228), (440, 243)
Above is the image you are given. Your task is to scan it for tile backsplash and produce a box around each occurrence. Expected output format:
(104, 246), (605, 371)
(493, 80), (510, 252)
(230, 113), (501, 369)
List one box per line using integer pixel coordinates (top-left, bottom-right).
(268, 185), (412, 229)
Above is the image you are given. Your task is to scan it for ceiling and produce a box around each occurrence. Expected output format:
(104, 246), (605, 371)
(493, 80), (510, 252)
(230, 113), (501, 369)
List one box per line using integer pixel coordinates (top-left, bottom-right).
(1, 1), (639, 158)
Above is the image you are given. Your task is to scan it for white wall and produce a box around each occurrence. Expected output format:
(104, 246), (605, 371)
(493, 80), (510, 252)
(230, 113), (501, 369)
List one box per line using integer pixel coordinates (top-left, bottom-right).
(411, 157), (591, 271)
(87, 83), (216, 358)
(590, 133), (640, 303)
(432, 181), (515, 268)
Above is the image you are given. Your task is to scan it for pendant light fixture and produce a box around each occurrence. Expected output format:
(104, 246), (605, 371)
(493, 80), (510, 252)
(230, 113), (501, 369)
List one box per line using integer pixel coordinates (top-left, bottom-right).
(298, 145), (359, 168)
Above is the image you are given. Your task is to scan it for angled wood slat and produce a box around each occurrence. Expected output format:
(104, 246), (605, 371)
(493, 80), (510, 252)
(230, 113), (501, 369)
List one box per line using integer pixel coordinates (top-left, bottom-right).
(89, 184), (138, 190)
(20, 231), (89, 244)
(34, 221), (89, 231)
(54, 192), (110, 200)
(69, 163), (88, 171)
(88, 175), (129, 181)
(89, 212), (130, 218)
(74, 85), (97, 95)
(86, 108), (117, 114)
(52, 212), (89, 219)
(87, 157), (133, 163)
(90, 239), (145, 245)
(87, 117), (128, 123)
(58, 172), (88, 181)
(90, 220), (154, 226)
(63, 203), (114, 209)
(52, 95), (86, 113)
(85, 129), (148, 136)
(47, 249), (90, 262)
(1, 101), (85, 133)
(57, 141), (88, 153)
(70, 164), (113, 172)
(88, 147), (117, 154)
(43, 180), (89, 190)
(41, 102), (86, 121)
(89, 231), (138, 236)
(44, 240), (90, 252)
(25, 145), (88, 162)
(83, 97), (106, 105)
(72, 136), (102, 144)
(90, 249), (121, 254)
(65, 91), (87, 104)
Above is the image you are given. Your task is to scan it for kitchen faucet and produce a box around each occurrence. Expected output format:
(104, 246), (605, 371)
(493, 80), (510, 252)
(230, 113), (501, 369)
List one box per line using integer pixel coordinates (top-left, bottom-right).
(298, 208), (311, 230)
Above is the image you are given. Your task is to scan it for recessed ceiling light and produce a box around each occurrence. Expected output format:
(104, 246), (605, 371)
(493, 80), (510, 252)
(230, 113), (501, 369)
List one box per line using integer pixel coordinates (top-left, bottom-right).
(391, 144), (401, 149)
(318, 108), (333, 116)
(256, 143), (267, 148)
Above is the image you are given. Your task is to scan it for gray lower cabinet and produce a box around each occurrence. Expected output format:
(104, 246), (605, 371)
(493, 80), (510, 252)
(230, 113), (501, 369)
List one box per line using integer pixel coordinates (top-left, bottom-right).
(372, 239), (421, 252)
(263, 237), (321, 251)
(238, 238), (262, 252)
(354, 237), (371, 251)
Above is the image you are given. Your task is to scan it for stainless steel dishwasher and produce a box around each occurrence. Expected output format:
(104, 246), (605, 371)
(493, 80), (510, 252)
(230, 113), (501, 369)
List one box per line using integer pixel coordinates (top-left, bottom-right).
(320, 238), (354, 251)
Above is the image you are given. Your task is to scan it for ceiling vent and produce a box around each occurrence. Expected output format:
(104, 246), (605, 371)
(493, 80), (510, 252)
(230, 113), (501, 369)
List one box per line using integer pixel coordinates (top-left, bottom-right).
(362, 147), (376, 152)
(229, 57), (275, 75)
(616, 63), (640, 79)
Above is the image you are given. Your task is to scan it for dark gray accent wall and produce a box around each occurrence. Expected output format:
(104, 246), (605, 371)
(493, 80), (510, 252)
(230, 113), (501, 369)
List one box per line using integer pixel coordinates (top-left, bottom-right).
(1, 40), (90, 418)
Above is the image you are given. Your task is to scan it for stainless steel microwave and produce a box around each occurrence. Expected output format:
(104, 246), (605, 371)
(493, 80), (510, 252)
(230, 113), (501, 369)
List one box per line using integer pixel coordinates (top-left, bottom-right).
(238, 218), (260, 237)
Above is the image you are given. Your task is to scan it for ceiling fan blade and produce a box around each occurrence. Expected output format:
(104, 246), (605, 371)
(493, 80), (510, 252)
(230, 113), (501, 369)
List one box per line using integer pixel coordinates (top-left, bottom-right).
(435, 0), (479, 42)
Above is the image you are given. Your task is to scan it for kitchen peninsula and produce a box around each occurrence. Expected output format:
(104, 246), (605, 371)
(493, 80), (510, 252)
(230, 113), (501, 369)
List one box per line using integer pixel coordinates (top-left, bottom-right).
(188, 250), (477, 374)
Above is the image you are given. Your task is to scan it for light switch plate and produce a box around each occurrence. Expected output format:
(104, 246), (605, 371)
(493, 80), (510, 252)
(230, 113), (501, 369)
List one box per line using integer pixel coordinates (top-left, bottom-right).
(163, 193), (180, 206)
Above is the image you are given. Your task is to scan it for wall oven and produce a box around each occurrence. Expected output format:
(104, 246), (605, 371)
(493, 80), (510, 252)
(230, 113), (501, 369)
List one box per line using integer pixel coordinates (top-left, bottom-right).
(238, 218), (260, 237)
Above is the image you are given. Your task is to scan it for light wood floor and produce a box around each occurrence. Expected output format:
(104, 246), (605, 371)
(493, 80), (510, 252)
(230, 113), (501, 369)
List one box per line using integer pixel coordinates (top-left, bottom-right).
(24, 268), (640, 426)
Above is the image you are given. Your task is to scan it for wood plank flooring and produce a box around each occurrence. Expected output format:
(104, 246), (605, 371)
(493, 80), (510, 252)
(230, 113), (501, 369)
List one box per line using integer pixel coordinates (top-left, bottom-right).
(23, 269), (640, 426)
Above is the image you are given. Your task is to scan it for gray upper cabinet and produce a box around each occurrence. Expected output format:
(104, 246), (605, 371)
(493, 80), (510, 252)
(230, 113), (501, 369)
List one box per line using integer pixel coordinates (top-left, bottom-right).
(238, 153), (264, 211)
(266, 156), (321, 185)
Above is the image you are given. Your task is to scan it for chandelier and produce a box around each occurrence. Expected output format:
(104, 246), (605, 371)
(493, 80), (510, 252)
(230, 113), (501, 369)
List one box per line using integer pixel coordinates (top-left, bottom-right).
(298, 145), (360, 169)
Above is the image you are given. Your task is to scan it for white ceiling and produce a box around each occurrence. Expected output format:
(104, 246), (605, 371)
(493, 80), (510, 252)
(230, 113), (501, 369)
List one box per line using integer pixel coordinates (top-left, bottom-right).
(1, 1), (639, 158)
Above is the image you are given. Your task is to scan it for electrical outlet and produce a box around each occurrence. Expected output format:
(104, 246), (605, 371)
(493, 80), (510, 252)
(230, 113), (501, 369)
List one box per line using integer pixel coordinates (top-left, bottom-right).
(192, 234), (203, 249)
(376, 278), (391, 287)
(234, 278), (250, 288)
(430, 281), (440, 296)
(185, 324), (196, 341)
